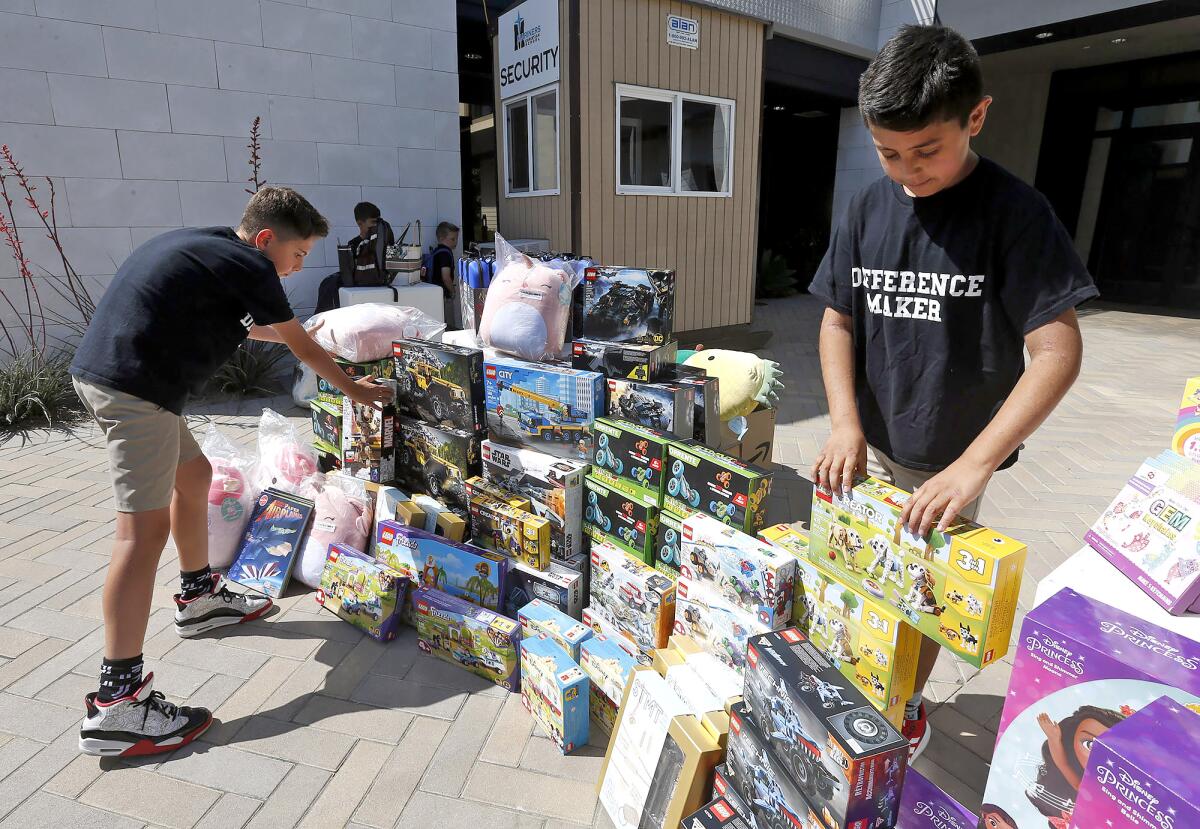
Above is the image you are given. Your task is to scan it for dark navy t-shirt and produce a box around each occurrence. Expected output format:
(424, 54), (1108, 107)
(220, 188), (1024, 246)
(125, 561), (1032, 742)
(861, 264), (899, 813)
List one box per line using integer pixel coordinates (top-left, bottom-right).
(71, 226), (294, 414)
(809, 157), (1099, 472)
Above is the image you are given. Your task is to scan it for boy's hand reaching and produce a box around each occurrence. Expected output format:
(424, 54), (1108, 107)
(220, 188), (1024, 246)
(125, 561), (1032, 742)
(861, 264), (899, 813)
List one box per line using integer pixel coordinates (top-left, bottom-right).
(347, 376), (394, 409)
(812, 426), (866, 494)
(901, 455), (993, 537)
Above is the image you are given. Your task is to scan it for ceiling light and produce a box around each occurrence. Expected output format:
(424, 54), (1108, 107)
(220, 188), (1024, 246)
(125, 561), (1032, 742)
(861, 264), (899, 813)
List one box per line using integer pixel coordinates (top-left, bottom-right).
(1035, 31), (1053, 39)
(1111, 37), (1127, 44)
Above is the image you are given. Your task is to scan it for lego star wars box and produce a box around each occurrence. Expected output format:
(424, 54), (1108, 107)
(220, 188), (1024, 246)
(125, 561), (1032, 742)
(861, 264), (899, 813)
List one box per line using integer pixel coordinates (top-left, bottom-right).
(518, 598), (592, 661)
(484, 356), (606, 463)
(469, 492), (553, 571)
(672, 579), (772, 674)
(588, 540), (676, 653)
(414, 586), (521, 691)
(316, 544), (407, 642)
(394, 416), (480, 515)
(580, 633), (638, 734)
(392, 338), (485, 434)
(725, 702), (827, 829)
(505, 558), (585, 619)
(317, 356), (395, 404)
(581, 266), (675, 346)
(481, 439), (587, 567)
(809, 478), (1026, 669)
(521, 633), (590, 753)
(654, 510), (683, 577)
(311, 399), (342, 449)
(342, 383), (396, 484)
(591, 417), (672, 502)
(583, 604), (652, 666)
(743, 629), (909, 829)
(664, 443), (772, 535)
(572, 338), (678, 381)
(607, 377), (695, 440)
(375, 520), (507, 612)
(584, 474), (660, 564)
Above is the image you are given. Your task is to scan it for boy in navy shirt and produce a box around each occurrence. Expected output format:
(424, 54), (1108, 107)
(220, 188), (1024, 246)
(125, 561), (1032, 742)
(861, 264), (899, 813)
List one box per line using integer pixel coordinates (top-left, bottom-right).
(809, 25), (1097, 760)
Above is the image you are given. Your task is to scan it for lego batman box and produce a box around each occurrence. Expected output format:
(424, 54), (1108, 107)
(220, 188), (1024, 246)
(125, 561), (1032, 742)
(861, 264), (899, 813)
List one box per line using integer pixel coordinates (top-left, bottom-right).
(505, 558), (584, 619)
(580, 266), (675, 345)
(607, 377), (695, 440)
(393, 338), (485, 434)
(571, 338), (678, 381)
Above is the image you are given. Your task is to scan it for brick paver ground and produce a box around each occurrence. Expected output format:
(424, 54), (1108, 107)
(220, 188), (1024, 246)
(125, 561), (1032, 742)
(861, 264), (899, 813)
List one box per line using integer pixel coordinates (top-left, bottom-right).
(0, 293), (1195, 827)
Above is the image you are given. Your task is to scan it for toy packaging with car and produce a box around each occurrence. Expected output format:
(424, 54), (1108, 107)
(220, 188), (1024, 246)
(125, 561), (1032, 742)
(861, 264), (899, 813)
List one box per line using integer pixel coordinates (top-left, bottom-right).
(469, 492), (553, 570)
(464, 476), (530, 511)
(707, 765), (757, 829)
(896, 767), (978, 829)
(664, 443), (773, 535)
(659, 365), (721, 448)
(484, 356), (606, 462)
(316, 544), (407, 641)
(743, 629), (909, 829)
(591, 417), (672, 502)
(580, 633), (639, 735)
(580, 266), (675, 345)
(317, 356), (394, 404)
(583, 473), (660, 563)
(654, 510), (683, 577)
(414, 586), (521, 691)
(518, 598), (592, 661)
(607, 377), (694, 440)
(520, 633), (590, 753)
(588, 540), (676, 653)
(673, 579), (772, 674)
(506, 558), (585, 619)
(311, 400), (342, 449)
(582, 605), (652, 666)
(481, 439), (587, 566)
(394, 416), (479, 514)
(725, 702), (828, 829)
(341, 382), (396, 484)
(375, 520), (506, 612)
(392, 338), (485, 434)
(571, 338), (678, 381)
(228, 489), (314, 599)
(680, 795), (754, 829)
(809, 477), (1026, 668)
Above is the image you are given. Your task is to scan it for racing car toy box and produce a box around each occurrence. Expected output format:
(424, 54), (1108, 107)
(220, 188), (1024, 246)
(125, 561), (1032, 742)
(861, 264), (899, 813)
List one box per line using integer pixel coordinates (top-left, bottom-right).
(518, 598), (592, 662)
(481, 439), (587, 568)
(590, 417), (672, 502)
(317, 355), (394, 404)
(483, 356), (606, 463)
(607, 377), (695, 440)
(588, 539), (676, 653)
(342, 381), (396, 483)
(680, 793), (754, 829)
(468, 492), (552, 571)
(725, 701), (828, 829)
(414, 586), (521, 691)
(375, 520), (507, 614)
(580, 266), (675, 346)
(505, 558), (584, 619)
(701, 764), (757, 829)
(654, 510), (683, 576)
(664, 442), (773, 535)
(520, 633), (590, 753)
(583, 473), (660, 564)
(672, 578), (772, 674)
(392, 338), (485, 434)
(809, 477), (1026, 669)
(316, 544), (407, 642)
(394, 416), (480, 515)
(572, 338), (678, 382)
(580, 633), (638, 735)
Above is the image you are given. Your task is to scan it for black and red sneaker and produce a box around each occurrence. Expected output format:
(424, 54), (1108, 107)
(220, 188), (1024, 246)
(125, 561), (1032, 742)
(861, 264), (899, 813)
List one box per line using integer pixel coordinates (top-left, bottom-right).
(174, 573), (272, 638)
(902, 702), (931, 762)
(79, 673), (212, 757)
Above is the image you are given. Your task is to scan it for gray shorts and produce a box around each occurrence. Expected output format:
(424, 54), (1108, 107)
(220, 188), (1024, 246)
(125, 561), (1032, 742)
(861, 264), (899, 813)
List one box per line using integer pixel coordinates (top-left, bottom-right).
(73, 377), (203, 513)
(866, 446), (983, 523)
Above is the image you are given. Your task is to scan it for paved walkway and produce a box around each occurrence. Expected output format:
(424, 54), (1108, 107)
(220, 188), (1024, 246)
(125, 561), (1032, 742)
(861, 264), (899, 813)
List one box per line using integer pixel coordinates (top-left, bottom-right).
(0, 294), (1194, 827)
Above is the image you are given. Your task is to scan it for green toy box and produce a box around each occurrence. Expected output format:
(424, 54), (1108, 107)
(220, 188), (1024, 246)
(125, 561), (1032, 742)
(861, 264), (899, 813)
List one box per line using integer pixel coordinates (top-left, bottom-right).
(317, 356), (394, 404)
(663, 442), (772, 534)
(583, 474), (659, 563)
(653, 510), (683, 577)
(590, 417), (672, 502)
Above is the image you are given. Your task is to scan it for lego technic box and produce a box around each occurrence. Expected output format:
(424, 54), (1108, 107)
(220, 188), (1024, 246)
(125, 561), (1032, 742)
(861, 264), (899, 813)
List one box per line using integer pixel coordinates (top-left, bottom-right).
(392, 338), (486, 435)
(725, 702), (828, 829)
(655, 510), (684, 577)
(580, 266), (675, 345)
(484, 356), (606, 462)
(571, 338), (678, 381)
(591, 417), (673, 502)
(742, 630), (909, 829)
(394, 415), (480, 515)
(665, 443), (773, 535)
(342, 383), (397, 484)
(316, 356), (395, 404)
(673, 580), (772, 673)
(607, 377), (695, 440)
(589, 540), (677, 653)
(809, 478), (1026, 669)
(375, 520), (507, 612)
(481, 439), (587, 567)
(580, 633), (639, 735)
(468, 492), (552, 571)
(413, 585), (521, 691)
(705, 765), (758, 829)
(316, 544), (407, 642)
(520, 633), (590, 754)
(518, 598), (592, 661)
(584, 473), (660, 563)
(505, 558), (585, 619)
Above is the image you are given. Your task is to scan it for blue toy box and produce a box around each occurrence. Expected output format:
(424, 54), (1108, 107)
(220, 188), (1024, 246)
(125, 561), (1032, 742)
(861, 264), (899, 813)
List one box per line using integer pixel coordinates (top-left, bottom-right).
(483, 356), (606, 462)
(518, 598), (592, 661)
(580, 633), (638, 735)
(520, 633), (590, 753)
(375, 520), (507, 612)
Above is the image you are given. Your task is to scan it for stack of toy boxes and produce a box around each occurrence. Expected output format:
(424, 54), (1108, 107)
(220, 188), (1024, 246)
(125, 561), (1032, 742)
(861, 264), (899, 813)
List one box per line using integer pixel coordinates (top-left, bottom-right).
(809, 477), (1027, 669)
(586, 539), (676, 657)
(760, 524), (920, 728)
(579, 633), (638, 735)
(663, 442), (773, 537)
(518, 599), (592, 661)
(413, 585), (521, 691)
(520, 633), (590, 753)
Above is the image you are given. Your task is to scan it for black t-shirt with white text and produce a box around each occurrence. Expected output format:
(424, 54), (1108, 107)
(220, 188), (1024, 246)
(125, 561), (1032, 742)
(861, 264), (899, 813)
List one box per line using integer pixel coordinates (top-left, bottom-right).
(809, 157), (1098, 472)
(71, 226), (294, 414)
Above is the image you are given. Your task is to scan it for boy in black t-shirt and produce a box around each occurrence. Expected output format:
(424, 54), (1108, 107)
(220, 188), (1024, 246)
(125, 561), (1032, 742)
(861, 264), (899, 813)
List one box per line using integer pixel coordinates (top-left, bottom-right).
(69, 187), (393, 758)
(808, 25), (1097, 761)
(427, 221), (459, 326)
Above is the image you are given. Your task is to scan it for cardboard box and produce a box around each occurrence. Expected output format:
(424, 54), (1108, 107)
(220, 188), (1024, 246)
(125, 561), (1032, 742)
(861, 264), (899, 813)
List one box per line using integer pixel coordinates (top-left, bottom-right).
(607, 377), (695, 440)
(580, 266), (675, 346)
(672, 640), (743, 704)
(414, 586), (520, 691)
(518, 598), (592, 661)
(374, 520), (507, 612)
(591, 417), (672, 502)
(316, 544), (407, 641)
(392, 337), (486, 434)
(673, 579), (772, 674)
(658, 366), (721, 448)
(311, 399), (342, 449)
(410, 494), (468, 542)
(897, 768), (978, 829)
(342, 382), (396, 484)
(1172, 375), (1200, 461)
(718, 406), (778, 469)
(394, 416), (480, 515)
(505, 559), (585, 620)
(580, 633), (639, 735)
(468, 493), (552, 571)
(589, 540), (676, 653)
(654, 510), (683, 577)
(464, 476), (531, 511)
(483, 356), (606, 462)
(520, 633), (590, 753)
(571, 338), (678, 381)
(317, 356), (395, 404)
(652, 645), (685, 676)
(665, 443), (773, 535)
(809, 478), (1026, 669)
(584, 474), (659, 563)
(725, 702), (828, 829)
(582, 605), (652, 666)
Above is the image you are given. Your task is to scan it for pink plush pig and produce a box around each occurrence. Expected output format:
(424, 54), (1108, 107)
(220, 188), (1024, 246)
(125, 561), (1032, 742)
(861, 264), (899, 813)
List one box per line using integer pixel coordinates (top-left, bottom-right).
(478, 257), (574, 361)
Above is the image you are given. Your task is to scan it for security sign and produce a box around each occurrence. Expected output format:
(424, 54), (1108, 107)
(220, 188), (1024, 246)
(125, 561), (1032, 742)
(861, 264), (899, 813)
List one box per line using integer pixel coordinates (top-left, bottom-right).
(498, 0), (560, 99)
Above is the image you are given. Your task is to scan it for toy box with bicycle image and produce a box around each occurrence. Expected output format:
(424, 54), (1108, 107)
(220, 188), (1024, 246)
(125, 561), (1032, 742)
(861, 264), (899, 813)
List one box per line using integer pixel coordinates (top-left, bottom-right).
(414, 585), (521, 691)
(469, 491), (553, 571)
(664, 443), (773, 535)
(392, 338), (485, 435)
(375, 520), (507, 614)
(317, 356), (395, 404)
(808, 478), (1026, 669)
(483, 356), (606, 462)
(654, 510), (683, 577)
(742, 629), (909, 829)
(394, 416), (479, 515)
(316, 544), (408, 641)
(519, 598), (592, 661)
(580, 266), (675, 346)
(588, 539), (676, 653)
(521, 633), (590, 753)
(572, 338), (678, 382)
(590, 417), (672, 502)
(580, 633), (639, 735)
(584, 473), (660, 564)
(342, 381), (396, 483)
(607, 377), (695, 440)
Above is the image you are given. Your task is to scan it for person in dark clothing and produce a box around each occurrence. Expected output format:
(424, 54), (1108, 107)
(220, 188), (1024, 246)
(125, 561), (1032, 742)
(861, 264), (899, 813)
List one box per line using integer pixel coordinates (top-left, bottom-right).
(425, 221), (459, 327)
(314, 201), (396, 312)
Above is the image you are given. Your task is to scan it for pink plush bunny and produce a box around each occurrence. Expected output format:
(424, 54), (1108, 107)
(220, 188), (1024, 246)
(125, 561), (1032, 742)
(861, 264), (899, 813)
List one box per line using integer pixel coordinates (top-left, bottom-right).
(295, 476), (374, 588)
(478, 257), (574, 361)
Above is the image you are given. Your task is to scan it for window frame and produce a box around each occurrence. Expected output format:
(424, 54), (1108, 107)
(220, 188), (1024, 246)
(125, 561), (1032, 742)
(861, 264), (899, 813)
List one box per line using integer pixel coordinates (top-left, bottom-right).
(502, 82), (561, 198)
(614, 83), (735, 198)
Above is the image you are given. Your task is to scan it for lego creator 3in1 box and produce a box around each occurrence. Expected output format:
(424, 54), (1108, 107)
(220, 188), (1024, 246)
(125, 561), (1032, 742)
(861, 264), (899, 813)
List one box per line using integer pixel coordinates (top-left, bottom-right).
(584, 473), (659, 563)
(665, 443), (773, 535)
(469, 492), (552, 571)
(316, 544), (407, 642)
(809, 478), (1026, 669)
(982, 588), (1200, 829)
(580, 266), (675, 345)
(413, 586), (521, 691)
(580, 633), (638, 735)
(743, 629), (908, 829)
(725, 702), (829, 829)
(571, 338), (677, 382)
(393, 338), (485, 434)
(521, 633), (590, 754)
(375, 521), (507, 612)
(607, 377), (695, 440)
(591, 417), (672, 502)
(394, 416), (479, 515)
(484, 356), (606, 462)
(589, 540), (676, 653)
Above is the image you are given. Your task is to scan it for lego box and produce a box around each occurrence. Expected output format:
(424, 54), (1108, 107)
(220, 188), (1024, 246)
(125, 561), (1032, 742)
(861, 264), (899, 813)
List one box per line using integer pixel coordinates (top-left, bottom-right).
(743, 629), (909, 829)
(654, 510), (683, 577)
(706, 765), (757, 829)
(581, 266), (675, 345)
(572, 338), (678, 382)
(680, 795), (754, 829)
(658, 366), (721, 448)
(317, 356), (395, 404)
(505, 559), (585, 620)
(518, 598), (592, 661)
(580, 633), (638, 735)
(394, 416), (480, 515)
(311, 399), (342, 449)
(583, 605), (652, 666)
(393, 337), (485, 434)
(375, 520), (507, 612)
(464, 476), (530, 511)
(725, 702), (829, 829)
(591, 417), (672, 502)
(588, 540), (676, 653)
(414, 586), (521, 691)
(484, 356), (606, 462)
(521, 633), (590, 753)
(469, 493), (552, 571)
(672, 580), (771, 673)
(607, 377), (694, 440)
(665, 443), (773, 535)
(316, 544), (407, 642)
(342, 383), (396, 484)
(584, 474), (659, 564)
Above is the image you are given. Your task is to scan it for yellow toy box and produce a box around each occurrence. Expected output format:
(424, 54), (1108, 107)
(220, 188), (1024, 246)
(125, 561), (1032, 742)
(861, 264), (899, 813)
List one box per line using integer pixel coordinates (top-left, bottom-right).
(468, 492), (552, 570)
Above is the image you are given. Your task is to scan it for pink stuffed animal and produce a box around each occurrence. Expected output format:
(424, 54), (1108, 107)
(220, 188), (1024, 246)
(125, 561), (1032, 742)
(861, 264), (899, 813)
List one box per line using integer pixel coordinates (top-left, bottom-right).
(478, 258), (574, 361)
(295, 477), (374, 588)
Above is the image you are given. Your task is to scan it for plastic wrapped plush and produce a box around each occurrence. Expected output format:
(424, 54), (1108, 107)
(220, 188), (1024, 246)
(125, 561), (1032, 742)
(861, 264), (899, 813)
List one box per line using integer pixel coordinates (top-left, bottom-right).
(295, 474), (374, 589)
(254, 408), (320, 495)
(478, 234), (580, 362)
(303, 303), (446, 362)
(201, 425), (258, 569)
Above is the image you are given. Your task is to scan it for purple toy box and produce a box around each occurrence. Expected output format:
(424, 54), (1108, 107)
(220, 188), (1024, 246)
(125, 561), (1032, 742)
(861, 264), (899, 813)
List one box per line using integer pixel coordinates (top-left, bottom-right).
(898, 769), (977, 829)
(981, 588), (1200, 829)
(1069, 695), (1199, 829)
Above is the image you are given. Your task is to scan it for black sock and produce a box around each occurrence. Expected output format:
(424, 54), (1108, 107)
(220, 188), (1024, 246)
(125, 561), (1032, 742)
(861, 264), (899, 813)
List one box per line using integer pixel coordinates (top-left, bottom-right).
(98, 655), (144, 703)
(180, 566), (213, 600)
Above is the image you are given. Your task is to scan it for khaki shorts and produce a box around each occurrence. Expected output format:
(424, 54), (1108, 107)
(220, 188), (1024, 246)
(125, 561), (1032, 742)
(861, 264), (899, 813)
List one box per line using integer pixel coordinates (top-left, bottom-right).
(866, 446), (983, 523)
(73, 378), (203, 513)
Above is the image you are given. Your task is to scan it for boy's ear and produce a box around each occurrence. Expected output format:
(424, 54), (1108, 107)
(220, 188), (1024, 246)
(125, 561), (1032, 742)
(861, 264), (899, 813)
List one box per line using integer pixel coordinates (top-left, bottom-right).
(253, 228), (276, 250)
(968, 96), (993, 137)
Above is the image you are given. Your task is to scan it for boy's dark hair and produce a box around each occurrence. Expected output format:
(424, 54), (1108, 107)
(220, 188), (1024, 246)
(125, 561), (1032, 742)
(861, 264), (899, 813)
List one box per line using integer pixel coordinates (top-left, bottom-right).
(436, 221), (459, 242)
(354, 201), (381, 222)
(239, 187), (330, 240)
(858, 24), (983, 131)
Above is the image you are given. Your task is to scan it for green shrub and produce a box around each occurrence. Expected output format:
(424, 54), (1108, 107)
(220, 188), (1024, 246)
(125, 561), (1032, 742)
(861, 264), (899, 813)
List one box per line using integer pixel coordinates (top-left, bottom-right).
(0, 351), (83, 435)
(206, 340), (291, 398)
(756, 249), (798, 298)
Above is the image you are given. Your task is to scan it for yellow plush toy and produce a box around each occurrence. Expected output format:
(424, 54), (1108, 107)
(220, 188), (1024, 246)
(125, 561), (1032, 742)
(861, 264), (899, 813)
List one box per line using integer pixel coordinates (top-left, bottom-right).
(682, 348), (783, 421)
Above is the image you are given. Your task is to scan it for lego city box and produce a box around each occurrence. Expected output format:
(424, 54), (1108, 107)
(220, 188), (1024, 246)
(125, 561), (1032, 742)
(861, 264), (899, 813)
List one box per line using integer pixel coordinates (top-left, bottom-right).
(413, 586), (521, 691)
(654, 509), (683, 577)
(520, 633), (590, 753)
(317, 356), (395, 404)
(468, 492), (552, 571)
(316, 544), (407, 642)
(591, 417), (672, 502)
(518, 598), (592, 662)
(809, 477), (1026, 669)
(571, 338), (678, 381)
(588, 540), (676, 653)
(742, 629), (909, 829)
(725, 702), (829, 829)
(342, 381), (397, 484)
(982, 588), (1200, 829)
(311, 399), (342, 449)
(580, 633), (639, 735)
(394, 415), (480, 515)
(582, 605), (652, 666)
(583, 473), (659, 563)
(672, 578), (772, 674)
(665, 442), (773, 535)
(505, 558), (585, 620)
(374, 520), (507, 613)
(580, 266), (675, 346)
(607, 377), (695, 440)
(392, 337), (486, 434)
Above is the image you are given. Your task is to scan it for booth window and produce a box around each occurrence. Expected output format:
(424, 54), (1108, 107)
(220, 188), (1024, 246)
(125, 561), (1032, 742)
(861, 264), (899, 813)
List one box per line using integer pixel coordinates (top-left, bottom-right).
(504, 84), (559, 197)
(616, 84), (734, 197)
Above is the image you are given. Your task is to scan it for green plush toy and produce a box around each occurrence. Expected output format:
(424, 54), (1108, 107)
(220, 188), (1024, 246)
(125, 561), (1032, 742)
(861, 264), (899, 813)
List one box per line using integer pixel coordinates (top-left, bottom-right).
(682, 348), (783, 421)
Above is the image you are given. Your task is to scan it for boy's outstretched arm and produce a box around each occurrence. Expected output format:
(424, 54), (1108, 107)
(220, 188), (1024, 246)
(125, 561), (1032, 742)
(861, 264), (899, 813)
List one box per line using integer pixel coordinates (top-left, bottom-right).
(270, 318), (394, 408)
(812, 307), (867, 494)
(902, 308), (1084, 537)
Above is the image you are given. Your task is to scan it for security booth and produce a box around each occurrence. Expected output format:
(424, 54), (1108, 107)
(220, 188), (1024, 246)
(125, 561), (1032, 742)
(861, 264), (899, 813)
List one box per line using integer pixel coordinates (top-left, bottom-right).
(493, 0), (766, 334)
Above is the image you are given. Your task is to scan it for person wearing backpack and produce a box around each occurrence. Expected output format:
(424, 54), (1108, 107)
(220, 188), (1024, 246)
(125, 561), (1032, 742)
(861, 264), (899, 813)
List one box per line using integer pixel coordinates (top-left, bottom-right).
(314, 202), (395, 312)
(422, 221), (459, 327)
